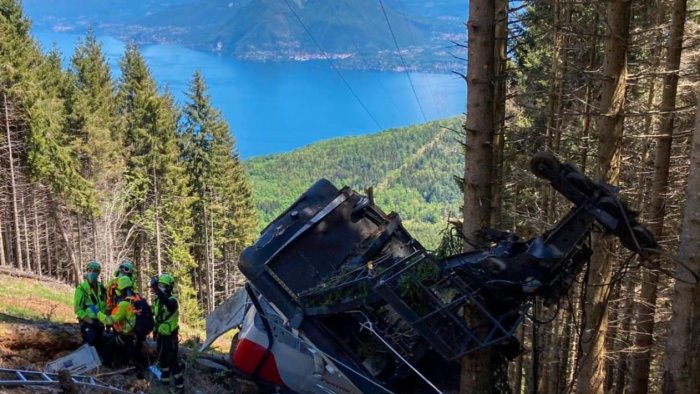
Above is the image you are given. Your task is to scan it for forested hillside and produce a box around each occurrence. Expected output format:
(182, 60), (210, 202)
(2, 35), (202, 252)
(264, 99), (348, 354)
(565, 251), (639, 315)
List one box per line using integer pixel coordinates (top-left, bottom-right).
(0, 0), (257, 326)
(246, 118), (463, 248)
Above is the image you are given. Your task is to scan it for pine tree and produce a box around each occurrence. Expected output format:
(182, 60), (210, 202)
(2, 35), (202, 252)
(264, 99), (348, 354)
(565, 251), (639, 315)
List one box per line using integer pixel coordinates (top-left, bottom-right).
(181, 71), (257, 312)
(117, 44), (200, 322)
(64, 31), (124, 269)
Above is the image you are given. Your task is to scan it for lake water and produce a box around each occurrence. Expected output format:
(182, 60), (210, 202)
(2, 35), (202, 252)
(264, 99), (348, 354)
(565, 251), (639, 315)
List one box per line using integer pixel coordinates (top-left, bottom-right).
(32, 28), (466, 158)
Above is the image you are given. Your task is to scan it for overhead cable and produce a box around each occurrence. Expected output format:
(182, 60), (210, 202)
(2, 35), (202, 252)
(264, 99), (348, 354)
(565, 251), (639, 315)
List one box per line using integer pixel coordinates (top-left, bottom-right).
(377, 0), (427, 122)
(281, 0), (383, 130)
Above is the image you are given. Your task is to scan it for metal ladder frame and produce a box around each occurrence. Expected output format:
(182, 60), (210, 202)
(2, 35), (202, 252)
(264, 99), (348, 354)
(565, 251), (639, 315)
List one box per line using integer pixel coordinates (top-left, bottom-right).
(0, 368), (134, 393)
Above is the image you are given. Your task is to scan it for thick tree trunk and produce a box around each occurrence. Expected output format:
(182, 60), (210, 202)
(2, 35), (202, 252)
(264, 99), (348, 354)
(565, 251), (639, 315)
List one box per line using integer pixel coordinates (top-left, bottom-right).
(460, 0), (495, 392)
(630, 1), (686, 391)
(0, 321), (82, 351)
(577, 1), (631, 393)
(662, 90), (700, 394)
(491, 0), (507, 228)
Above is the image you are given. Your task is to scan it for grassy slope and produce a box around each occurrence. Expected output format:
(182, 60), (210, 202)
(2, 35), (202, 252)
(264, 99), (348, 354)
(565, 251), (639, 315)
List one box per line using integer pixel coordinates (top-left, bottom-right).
(0, 275), (75, 323)
(246, 117), (464, 249)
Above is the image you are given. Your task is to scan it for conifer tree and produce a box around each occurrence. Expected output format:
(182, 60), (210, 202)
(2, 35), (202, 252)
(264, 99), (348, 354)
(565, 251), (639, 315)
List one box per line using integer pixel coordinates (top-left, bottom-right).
(2, 0), (95, 280)
(181, 71), (257, 312)
(117, 44), (200, 322)
(64, 31), (124, 268)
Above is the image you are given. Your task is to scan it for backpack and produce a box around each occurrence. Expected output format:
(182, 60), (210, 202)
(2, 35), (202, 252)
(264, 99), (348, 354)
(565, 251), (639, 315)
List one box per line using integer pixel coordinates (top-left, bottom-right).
(129, 294), (154, 338)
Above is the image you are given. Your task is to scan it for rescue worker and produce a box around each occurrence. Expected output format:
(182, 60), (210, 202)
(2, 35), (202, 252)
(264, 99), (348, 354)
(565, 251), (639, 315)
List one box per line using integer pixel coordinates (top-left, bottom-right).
(106, 260), (136, 314)
(97, 275), (137, 368)
(73, 260), (107, 353)
(151, 273), (184, 392)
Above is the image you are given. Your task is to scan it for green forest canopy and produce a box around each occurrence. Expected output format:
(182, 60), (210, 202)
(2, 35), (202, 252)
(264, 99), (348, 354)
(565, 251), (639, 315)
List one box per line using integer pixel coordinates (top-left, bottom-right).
(245, 117), (464, 248)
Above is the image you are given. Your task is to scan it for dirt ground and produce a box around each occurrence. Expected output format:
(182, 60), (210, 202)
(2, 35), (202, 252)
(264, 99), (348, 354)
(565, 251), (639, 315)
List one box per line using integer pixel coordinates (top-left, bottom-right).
(0, 321), (259, 394)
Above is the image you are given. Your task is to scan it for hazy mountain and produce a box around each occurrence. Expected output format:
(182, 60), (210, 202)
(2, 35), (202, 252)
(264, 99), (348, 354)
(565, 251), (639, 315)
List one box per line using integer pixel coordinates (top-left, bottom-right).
(22, 0), (466, 72)
(134, 0), (462, 71)
(22, 0), (191, 26)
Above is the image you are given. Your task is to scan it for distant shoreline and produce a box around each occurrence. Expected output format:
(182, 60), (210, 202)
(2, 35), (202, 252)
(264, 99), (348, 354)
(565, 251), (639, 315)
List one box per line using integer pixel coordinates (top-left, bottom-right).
(32, 21), (465, 75)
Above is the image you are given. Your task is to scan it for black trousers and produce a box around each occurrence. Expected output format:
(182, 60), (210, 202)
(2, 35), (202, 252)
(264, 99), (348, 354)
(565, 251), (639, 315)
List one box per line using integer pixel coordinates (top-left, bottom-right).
(79, 320), (105, 354)
(103, 332), (135, 368)
(157, 331), (183, 388)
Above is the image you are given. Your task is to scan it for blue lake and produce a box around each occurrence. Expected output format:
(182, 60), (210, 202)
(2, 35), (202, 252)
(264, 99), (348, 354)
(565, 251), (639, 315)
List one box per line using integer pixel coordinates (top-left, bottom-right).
(32, 28), (466, 158)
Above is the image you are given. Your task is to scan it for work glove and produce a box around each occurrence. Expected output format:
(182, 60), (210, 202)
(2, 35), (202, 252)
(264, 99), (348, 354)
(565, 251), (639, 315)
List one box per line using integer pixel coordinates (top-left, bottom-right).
(88, 304), (99, 316)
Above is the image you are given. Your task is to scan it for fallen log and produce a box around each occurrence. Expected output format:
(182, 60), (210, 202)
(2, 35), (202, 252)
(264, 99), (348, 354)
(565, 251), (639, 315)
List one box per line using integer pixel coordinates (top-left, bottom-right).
(0, 321), (81, 352)
(0, 268), (72, 287)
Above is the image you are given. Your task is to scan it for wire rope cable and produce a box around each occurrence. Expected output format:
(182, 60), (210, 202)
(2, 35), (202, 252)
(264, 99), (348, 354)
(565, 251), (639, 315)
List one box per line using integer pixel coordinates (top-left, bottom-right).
(280, 0), (383, 130)
(377, 0), (427, 122)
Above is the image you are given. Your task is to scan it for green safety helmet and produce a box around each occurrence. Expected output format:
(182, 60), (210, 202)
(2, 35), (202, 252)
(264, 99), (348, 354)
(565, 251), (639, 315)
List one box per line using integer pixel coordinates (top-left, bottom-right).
(118, 260), (134, 275)
(86, 260), (102, 272)
(116, 275), (133, 291)
(158, 273), (175, 287)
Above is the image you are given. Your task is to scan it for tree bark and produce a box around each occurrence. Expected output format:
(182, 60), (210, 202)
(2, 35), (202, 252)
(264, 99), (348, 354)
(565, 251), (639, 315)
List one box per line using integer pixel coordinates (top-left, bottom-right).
(0, 321), (81, 351)
(580, 7), (600, 174)
(491, 0), (507, 228)
(577, 1), (631, 393)
(460, 0), (495, 392)
(630, 1), (686, 392)
(21, 193), (31, 272)
(3, 92), (24, 271)
(153, 167), (163, 275)
(662, 90), (700, 394)
(32, 189), (42, 276)
(53, 202), (80, 284)
(0, 217), (6, 267)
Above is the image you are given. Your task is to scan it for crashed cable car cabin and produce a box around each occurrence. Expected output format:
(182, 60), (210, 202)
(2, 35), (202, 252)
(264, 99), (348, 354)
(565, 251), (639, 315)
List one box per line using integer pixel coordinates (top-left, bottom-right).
(218, 153), (657, 393)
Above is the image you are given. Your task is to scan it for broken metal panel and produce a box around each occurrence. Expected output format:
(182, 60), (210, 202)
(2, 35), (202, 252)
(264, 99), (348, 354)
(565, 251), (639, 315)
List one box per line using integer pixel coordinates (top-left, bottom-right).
(200, 288), (250, 352)
(44, 343), (101, 375)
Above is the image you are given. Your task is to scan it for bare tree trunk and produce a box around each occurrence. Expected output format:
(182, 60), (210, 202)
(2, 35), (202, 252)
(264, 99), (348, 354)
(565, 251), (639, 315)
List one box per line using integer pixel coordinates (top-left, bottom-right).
(77, 216), (84, 269)
(21, 193), (31, 272)
(52, 202), (80, 284)
(154, 169), (163, 275)
(0, 217), (6, 267)
(460, 1), (495, 392)
(513, 324), (525, 394)
(491, 0), (507, 228)
(577, 1), (631, 393)
(45, 220), (52, 277)
(210, 209), (216, 310)
(630, 1), (686, 391)
(32, 189), (42, 275)
(204, 204), (213, 313)
(662, 90), (700, 394)
(224, 243), (230, 297)
(580, 8), (600, 174)
(3, 92), (24, 271)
